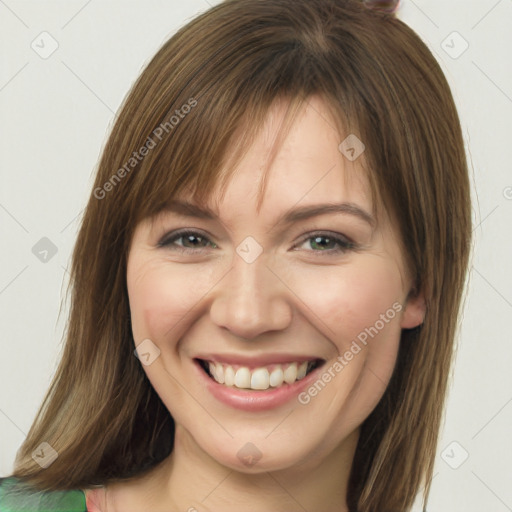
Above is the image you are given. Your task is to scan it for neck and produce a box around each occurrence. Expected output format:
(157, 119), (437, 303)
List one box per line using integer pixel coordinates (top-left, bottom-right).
(141, 424), (359, 512)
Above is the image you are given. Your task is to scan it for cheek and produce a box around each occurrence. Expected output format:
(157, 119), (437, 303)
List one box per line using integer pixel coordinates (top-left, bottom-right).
(291, 256), (404, 345)
(295, 258), (404, 429)
(127, 258), (216, 345)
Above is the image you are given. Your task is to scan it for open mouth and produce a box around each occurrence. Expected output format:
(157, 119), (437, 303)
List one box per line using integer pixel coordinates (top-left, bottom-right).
(196, 358), (324, 391)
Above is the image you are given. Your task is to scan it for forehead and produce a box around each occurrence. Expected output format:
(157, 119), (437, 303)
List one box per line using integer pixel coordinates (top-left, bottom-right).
(196, 96), (373, 220)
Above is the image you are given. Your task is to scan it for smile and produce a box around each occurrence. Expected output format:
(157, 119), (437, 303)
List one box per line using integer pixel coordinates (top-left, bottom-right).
(193, 354), (327, 410)
(198, 359), (323, 391)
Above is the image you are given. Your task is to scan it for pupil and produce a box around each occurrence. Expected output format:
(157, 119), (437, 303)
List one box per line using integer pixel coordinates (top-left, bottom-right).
(185, 235), (202, 247)
(312, 236), (332, 250)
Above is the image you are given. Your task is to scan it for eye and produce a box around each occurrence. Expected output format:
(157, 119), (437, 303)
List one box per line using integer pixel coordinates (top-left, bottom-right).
(294, 231), (355, 255)
(157, 229), (355, 256)
(157, 229), (217, 252)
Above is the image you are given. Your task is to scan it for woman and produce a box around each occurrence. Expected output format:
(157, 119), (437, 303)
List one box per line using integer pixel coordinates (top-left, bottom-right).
(0, 0), (472, 510)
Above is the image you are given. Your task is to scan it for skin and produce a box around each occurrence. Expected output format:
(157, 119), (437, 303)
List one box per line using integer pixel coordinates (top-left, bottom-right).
(86, 95), (425, 512)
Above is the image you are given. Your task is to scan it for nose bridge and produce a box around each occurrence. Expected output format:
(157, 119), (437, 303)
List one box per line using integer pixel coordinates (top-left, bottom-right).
(231, 252), (264, 302)
(210, 244), (292, 339)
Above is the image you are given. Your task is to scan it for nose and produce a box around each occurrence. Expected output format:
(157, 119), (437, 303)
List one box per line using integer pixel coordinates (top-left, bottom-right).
(209, 249), (293, 340)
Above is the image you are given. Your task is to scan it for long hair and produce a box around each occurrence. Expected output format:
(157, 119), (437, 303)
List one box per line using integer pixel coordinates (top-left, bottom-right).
(8, 1), (472, 510)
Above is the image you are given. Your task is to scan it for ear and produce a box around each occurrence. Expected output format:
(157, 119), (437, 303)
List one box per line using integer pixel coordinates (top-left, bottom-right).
(400, 289), (426, 329)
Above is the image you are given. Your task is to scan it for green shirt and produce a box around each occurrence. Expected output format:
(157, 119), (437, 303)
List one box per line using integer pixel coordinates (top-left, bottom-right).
(0, 477), (87, 512)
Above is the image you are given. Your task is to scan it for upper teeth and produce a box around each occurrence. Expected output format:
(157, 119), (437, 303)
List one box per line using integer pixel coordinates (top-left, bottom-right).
(207, 361), (311, 390)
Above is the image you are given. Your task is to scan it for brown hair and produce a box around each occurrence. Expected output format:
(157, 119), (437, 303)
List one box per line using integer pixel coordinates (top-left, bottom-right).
(8, 0), (472, 510)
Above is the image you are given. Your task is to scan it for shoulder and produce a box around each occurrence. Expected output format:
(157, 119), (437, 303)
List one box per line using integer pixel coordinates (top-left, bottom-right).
(0, 477), (87, 512)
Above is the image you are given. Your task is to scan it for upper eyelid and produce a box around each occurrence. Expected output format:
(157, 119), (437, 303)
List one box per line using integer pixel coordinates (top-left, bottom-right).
(152, 209), (373, 238)
(157, 201), (376, 230)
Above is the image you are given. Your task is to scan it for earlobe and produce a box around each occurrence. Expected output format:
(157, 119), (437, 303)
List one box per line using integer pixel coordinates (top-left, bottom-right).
(400, 291), (426, 329)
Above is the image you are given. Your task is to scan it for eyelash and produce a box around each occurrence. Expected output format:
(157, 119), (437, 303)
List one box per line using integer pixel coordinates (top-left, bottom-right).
(157, 229), (356, 256)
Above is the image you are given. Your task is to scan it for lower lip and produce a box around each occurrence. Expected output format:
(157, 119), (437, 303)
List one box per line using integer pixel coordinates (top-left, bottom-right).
(194, 360), (324, 411)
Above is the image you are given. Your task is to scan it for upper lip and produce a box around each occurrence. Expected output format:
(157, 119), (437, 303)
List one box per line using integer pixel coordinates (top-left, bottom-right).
(194, 353), (324, 367)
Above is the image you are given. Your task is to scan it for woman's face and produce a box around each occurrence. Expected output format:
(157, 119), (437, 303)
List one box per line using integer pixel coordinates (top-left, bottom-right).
(126, 96), (425, 474)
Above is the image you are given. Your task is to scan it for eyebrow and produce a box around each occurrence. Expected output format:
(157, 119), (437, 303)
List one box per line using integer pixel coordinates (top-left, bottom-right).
(160, 199), (375, 228)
